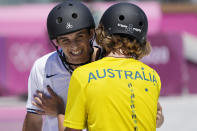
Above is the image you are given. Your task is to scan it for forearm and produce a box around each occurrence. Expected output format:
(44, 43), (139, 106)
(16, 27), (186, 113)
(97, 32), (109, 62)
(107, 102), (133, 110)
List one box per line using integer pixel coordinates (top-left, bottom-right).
(57, 114), (82, 131)
(65, 128), (82, 131)
(57, 114), (83, 131)
(58, 114), (66, 131)
(22, 113), (42, 131)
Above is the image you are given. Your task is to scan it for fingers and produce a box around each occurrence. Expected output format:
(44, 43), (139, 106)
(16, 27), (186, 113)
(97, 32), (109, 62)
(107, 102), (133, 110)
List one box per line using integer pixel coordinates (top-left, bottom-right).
(35, 90), (48, 104)
(157, 102), (162, 120)
(36, 90), (43, 95)
(156, 110), (162, 120)
(47, 85), (57, 97)
(156, 102), (164, 128)
(34, 96), (42, 105)
(157, 102), (162, 111)
(36, 91), (43, 99)
(32, 100), (43, 109)
(157, 106), (162, 119)
(33, 94), (46, 109)
(156, 113), (164, 128)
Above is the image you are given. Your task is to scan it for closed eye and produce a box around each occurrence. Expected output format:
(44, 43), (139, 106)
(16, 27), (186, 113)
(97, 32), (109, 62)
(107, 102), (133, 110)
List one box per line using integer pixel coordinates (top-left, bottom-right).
(77, 34), (85, 38)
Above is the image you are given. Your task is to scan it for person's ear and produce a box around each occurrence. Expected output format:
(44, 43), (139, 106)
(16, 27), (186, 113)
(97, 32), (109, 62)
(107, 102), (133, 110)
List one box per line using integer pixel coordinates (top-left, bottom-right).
(55, 39), (60, 46)
(89, 29), (95, 39)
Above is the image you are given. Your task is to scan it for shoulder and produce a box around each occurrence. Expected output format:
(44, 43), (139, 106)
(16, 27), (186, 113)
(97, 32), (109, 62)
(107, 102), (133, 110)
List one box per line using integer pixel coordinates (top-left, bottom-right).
(139, 60), (161, 79)
(33, 52), (55, 66)
(34, 51), (58, 66)
(31, 51), (57, 74)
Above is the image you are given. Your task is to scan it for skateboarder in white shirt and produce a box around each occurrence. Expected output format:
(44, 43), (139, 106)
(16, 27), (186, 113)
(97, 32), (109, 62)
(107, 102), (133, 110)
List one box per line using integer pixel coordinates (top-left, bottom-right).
(22, 1), (103, 131)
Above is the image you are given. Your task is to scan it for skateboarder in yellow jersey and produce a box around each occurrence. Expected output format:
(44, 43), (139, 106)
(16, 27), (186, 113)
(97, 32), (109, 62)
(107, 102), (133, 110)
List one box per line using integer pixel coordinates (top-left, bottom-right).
(60, 2), (162, 131)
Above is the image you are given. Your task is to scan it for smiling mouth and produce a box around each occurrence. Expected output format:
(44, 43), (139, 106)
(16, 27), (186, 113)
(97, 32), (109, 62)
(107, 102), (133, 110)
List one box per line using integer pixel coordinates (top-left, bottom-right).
(70, 50), (83, 56)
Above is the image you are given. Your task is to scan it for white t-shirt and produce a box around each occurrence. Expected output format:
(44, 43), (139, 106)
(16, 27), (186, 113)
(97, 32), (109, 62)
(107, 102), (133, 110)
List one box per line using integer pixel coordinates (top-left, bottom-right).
(26, 51), (71, 131)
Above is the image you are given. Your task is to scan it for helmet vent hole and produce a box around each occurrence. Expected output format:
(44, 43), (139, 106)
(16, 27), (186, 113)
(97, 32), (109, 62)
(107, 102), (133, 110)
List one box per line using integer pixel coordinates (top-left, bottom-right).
(119, 15), (125, 21)
(69, 3), (73, 6)
(72, 13), (78, 19)
(56, 17), (63, 24)
(139, 21), (143, 26)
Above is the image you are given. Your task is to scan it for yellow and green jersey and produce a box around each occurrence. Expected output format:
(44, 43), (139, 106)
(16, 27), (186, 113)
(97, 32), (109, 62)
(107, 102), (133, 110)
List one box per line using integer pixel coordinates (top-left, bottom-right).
(64, 57), (161, 131)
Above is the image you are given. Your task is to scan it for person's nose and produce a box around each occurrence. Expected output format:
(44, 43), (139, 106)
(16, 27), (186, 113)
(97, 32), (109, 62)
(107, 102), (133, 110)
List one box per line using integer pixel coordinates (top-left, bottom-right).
(70, 41), (79, 50)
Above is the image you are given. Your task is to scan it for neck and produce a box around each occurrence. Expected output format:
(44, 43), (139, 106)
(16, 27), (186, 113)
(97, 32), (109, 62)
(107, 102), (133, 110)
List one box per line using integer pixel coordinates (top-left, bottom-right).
(107, 51), (136, 59)
(107, 51), (131, 58)
(70, 65), (79, 70)
(107, 52), (125, 58)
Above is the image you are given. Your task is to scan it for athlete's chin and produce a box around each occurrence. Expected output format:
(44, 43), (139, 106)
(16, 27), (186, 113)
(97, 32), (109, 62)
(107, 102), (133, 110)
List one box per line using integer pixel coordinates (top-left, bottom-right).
(68, 56), (89, 64)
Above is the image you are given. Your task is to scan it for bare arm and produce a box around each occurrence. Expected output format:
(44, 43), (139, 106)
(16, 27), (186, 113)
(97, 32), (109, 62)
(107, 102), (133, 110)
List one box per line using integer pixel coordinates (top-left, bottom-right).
(57, 114), (65, 131)
(65, 128), (82, 131)
(57, 114), (82, 131)
(22, 112), (42, 131)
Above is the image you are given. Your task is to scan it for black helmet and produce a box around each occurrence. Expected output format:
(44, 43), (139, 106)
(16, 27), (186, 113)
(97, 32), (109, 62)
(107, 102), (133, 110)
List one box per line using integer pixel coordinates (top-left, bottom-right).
(47, 0), (95, 40)
(100, 2), (148, 44)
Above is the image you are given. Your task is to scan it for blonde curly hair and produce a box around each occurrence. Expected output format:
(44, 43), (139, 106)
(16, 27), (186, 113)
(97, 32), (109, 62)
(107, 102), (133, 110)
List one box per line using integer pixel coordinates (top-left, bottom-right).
(95, 24), (151, 60)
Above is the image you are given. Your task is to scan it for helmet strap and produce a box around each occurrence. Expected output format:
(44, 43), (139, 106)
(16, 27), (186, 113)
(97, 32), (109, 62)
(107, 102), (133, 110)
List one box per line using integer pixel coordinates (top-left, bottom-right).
(50, 38), (94, 74)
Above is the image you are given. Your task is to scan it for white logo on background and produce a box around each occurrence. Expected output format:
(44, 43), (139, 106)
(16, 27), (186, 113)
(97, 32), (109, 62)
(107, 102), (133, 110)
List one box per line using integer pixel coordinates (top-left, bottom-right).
(66, 22), (73, 29)
(9, 43), (44, 72)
